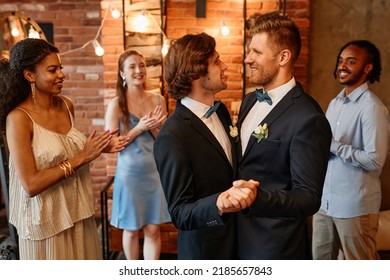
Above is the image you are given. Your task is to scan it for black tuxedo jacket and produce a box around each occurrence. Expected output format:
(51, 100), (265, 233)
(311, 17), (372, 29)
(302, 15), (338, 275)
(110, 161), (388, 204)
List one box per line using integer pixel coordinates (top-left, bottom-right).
(154, 100), (237, 259)
(236, 83), (332, 259)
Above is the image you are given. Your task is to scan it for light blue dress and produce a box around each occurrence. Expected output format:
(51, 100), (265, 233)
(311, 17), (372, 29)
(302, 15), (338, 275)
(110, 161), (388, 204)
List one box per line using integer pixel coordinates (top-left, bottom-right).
(110, 113), (171, 230)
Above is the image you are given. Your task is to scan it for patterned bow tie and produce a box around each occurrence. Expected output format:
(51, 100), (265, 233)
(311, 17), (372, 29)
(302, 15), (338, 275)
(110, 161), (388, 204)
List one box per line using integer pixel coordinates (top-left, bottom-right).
(204, 101), (221, 118)
(255, 88), (273, 105)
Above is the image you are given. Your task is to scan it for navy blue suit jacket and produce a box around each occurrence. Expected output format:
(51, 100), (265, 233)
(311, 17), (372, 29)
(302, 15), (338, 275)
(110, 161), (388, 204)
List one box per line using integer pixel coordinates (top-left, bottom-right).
(236, 83), (332, 259)
(154, 100), (237, 259)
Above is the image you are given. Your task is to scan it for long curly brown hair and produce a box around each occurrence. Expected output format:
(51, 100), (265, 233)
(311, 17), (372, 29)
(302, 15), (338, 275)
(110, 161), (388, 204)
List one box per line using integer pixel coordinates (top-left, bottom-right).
(0, 38), (58, 135)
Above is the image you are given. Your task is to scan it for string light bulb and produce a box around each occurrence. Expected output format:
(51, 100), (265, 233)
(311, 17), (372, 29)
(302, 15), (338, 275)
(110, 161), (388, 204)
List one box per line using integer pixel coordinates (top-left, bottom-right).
(10, 19), (20, 37)
(221, 20), (230, 36)
(92, 40), (105, 56)
(162, 39), (170, 56)
(28, 25), (40, 38)
(110, 6), (121, 19)
(135, 10), (170, 56)
(133, 10), (148, 32)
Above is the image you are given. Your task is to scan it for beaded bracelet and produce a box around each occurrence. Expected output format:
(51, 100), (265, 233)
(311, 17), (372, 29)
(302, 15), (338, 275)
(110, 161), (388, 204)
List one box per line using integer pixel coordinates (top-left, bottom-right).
(59, 160), (75, 178)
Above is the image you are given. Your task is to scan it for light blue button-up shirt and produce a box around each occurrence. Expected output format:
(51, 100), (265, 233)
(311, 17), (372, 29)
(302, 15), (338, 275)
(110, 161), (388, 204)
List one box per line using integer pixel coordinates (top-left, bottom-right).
(320, 83), (389, 218)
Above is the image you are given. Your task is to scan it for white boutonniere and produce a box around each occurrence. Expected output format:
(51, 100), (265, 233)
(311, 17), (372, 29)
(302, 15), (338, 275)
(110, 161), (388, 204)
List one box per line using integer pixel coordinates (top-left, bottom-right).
(229, 125), (239, 143)
(252, 123), (268, 143)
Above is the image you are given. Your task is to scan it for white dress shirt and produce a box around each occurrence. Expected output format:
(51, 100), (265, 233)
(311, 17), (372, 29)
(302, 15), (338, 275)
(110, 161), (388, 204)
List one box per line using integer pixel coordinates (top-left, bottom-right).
(181, 97), (233, 165)
(240, 77), (296, 155)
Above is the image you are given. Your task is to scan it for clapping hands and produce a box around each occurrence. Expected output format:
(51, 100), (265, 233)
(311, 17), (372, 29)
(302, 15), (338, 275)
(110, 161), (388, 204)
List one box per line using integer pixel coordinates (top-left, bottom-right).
(103, 128), (132, 153)
(138, 105), (167, 131)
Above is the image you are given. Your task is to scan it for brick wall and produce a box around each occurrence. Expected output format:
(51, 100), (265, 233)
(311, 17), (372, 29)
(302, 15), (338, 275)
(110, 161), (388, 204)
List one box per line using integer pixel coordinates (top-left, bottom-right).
(1, 0), (310, 212)
(164, 0), (310, 110)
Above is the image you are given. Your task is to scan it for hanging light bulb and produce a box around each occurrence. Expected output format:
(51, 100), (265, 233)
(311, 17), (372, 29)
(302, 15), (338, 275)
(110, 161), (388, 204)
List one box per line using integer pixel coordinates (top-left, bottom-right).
(162, 39), (170, 56)
(111, 6), (121, 19)
(221, 20), (230, 36)
(28, 25), (40, 39)
(133, 10), (148, 32)
(10, 19), (20, 37)
(92, 40), (105, 56)
(11, 26), (20, 37)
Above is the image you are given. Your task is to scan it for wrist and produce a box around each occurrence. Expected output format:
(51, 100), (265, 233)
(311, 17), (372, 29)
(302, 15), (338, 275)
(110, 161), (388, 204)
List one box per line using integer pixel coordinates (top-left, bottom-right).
(216, 194), (224, 216)
(137, 124), (147, 132)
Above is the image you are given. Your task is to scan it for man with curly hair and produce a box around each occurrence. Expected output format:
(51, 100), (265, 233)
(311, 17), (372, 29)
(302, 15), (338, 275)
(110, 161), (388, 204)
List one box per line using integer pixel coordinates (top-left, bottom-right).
(154, 33), (258, 259)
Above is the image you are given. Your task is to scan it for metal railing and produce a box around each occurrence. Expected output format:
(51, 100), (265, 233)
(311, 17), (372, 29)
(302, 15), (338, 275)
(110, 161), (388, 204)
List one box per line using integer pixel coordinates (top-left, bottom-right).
(100, 176), (115, 260)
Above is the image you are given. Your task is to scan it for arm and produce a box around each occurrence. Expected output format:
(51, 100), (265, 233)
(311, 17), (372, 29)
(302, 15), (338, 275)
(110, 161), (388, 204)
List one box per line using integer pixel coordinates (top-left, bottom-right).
(103, 98), (131, 153)
(331, 104), (389, 171)
(154, 131), (257, 230)
(6, 109), (112, 197)
(154, 133), (214, 230)
(149, 95), (168, 138)
(107, 96), (166, 141)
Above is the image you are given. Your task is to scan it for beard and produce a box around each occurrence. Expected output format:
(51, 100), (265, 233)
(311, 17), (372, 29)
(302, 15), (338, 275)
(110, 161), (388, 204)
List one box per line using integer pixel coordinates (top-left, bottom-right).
(338, 67), (366, 86)
(248, 64), (279, 87)
(201, 77), (227, 93)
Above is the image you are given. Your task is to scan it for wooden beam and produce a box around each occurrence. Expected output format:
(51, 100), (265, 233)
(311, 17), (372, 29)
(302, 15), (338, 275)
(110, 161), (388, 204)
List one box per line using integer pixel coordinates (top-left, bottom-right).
(196, 0), (206, 18)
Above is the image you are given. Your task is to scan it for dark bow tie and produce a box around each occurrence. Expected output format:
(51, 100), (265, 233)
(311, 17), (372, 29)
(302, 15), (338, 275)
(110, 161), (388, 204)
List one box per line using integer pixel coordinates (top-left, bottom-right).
(255, 88), (273, 105)
(204, 101), (221, 118)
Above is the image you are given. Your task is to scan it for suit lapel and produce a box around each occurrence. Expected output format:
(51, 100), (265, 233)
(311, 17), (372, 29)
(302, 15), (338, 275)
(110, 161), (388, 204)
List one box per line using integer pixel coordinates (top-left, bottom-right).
(236, 93), (257, 158)
(176, 101), (231, 165)
(237, 93), (257, 127)
(239, 84), (303, 160)
(216, 105), (237, 168)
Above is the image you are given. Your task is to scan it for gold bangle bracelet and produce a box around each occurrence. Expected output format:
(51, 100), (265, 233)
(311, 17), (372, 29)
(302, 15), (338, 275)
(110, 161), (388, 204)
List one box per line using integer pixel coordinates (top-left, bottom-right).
(59, 163), (68, 178)
(63, 161), (75, 176)
(59, 160), (75, 178)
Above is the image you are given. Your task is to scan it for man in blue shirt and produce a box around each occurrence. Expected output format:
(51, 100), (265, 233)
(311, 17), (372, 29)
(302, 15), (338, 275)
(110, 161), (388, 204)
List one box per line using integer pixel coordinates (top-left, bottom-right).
(312, 40), (389, 259)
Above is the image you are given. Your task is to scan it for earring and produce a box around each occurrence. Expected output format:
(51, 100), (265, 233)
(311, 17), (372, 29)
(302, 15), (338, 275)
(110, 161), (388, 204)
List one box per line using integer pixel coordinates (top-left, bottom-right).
(31, 83), (36, 106)
(120, 71), (127, 88)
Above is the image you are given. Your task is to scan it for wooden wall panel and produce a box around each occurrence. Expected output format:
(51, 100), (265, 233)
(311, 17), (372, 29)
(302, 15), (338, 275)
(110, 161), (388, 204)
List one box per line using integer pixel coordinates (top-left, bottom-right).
(123, 0), (165, 95)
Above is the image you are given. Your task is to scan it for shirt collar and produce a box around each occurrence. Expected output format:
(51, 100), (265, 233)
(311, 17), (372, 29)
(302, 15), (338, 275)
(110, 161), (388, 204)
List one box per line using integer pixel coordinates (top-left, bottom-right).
(267, 77), (296, 103)
(337, 82), (369, 103)
(181, 96), (211, 119)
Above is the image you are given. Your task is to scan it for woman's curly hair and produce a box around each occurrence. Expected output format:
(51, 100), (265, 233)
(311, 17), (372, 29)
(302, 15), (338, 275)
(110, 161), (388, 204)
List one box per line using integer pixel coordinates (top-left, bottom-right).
(0, 38), (58, 134)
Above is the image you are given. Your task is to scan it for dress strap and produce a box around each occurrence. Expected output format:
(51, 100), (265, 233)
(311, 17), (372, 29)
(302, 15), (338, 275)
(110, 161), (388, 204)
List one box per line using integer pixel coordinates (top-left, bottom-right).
(17, 96), (74, 127)
(16, 107), (36, 123)
(58, 95), (75, 126)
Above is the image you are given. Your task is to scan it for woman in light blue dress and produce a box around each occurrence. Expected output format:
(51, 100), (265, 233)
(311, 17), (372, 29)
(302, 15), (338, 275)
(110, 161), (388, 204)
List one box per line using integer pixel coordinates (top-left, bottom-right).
(105, 50), (170, 260)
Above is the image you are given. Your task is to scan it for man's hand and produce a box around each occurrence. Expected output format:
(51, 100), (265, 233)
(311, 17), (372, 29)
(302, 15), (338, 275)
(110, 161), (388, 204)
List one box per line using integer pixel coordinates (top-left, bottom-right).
(216, 179), (259, 215)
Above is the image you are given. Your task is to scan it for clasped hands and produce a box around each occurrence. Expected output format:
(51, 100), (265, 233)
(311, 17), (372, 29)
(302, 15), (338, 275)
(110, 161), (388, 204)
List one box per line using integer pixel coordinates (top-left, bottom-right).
(216, 179), (259, 215)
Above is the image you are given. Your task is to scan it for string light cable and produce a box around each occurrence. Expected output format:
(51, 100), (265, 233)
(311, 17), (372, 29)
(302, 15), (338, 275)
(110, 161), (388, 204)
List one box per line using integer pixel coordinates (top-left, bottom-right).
(140, 9), (169, 56)
(60, 3), (118, 56)
(59, 6), (168, 57)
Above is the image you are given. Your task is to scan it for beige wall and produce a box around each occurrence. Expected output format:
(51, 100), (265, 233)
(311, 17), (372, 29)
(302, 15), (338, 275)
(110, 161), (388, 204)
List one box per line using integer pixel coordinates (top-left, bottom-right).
(309, 0), (390, 110)
(309, 0), (390, 209)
